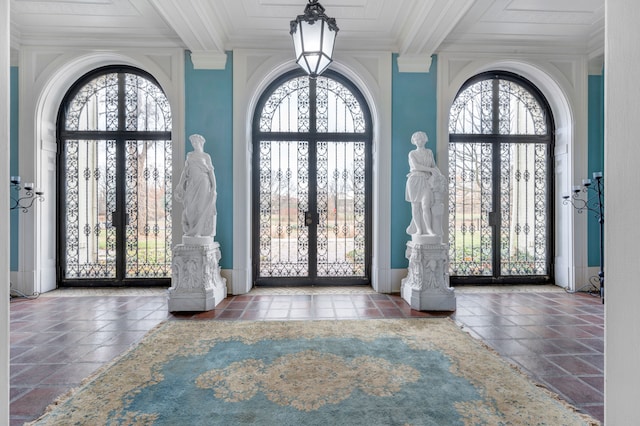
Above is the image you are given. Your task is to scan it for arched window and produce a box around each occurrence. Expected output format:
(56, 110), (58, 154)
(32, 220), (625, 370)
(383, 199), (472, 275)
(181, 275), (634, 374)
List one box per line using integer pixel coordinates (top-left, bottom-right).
(252, 70), (372, 286)
(448, 71), (554, 283)
(58, 66), (172, 285)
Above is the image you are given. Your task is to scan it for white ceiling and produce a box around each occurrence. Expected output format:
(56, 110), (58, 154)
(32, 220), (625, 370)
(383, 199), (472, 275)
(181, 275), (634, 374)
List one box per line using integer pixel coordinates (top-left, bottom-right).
(10, 0), (604, 69)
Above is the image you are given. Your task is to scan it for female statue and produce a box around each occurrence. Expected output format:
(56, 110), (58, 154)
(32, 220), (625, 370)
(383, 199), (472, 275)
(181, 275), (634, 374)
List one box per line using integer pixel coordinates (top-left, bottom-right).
(174, 134), (217, 238)
(405, 131), (442, 236)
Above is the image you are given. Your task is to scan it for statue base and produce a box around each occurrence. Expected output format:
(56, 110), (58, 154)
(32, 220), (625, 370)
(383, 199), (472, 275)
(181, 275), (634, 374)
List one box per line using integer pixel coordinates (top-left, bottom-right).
(401, 240), (456, 312)
(168, 241), (227, 312)
(182, 235), (214, 246)
(411, 234), (442, 244)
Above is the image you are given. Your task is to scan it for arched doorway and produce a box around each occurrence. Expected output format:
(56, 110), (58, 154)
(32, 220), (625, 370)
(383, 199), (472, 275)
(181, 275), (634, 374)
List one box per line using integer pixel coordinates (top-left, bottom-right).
(57, 66), (173, 286)
(448, 71), (555, 284)
(252, 70), (373, 286)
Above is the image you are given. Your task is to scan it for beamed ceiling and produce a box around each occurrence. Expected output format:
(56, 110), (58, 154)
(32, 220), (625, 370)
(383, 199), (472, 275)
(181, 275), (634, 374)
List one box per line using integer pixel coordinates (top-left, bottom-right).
(10, 0), (604, 70)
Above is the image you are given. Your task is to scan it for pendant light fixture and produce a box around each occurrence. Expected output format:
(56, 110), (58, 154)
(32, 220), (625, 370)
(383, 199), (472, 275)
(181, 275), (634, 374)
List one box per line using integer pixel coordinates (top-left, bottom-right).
(289, 0), (339, 78)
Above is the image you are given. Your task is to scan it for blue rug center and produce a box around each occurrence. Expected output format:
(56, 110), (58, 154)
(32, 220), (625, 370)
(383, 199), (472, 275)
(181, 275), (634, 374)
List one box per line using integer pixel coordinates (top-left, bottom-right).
(120, 336), (484, 425)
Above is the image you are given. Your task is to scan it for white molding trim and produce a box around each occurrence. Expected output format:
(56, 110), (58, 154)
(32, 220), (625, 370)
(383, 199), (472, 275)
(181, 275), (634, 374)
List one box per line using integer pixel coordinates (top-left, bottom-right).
(397, 54), (433, 73)
(232, 50), (393, 294)
(437, 52), (587, 291)
(190, 50), (227, 70)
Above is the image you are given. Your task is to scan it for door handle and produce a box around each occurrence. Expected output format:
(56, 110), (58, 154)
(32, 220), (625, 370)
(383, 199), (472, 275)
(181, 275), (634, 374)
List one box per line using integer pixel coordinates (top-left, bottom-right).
(111, 211), (130, 227)
(488, 211), (499, 226)
(304, 211), (314, 227)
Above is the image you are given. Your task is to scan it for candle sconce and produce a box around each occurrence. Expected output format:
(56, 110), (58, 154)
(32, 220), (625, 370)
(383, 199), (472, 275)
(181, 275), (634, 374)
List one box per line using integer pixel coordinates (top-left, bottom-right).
(10, 175), (44, 213)
(562, 171), (604, 303)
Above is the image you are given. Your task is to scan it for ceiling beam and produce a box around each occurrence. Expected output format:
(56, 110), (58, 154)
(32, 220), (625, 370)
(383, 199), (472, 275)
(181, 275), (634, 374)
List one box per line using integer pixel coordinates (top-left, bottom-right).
(397, 0), (474, 72)
(148, 0), (228, 69)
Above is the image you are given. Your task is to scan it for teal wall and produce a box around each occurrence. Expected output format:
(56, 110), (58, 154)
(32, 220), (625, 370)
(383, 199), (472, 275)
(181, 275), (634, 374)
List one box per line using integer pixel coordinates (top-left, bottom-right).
(10, 67), (19, 271)
(184, 52), (234, 269)
(587, 74), (605, 267)
(390, 55), (439, 268)
(7, 55), (605, 277)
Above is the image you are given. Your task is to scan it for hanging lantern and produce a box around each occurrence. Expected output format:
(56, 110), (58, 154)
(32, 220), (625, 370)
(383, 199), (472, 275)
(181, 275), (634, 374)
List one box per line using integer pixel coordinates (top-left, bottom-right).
(289, 0), (339, 78)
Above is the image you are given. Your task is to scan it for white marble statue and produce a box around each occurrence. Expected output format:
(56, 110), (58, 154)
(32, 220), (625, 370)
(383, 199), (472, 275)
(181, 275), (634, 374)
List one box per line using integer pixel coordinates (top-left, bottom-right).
(169, 133), (226, 312)
(401, 131), (455, 311)
(405, 131), (444, 236)
(174, 134), (217, 239)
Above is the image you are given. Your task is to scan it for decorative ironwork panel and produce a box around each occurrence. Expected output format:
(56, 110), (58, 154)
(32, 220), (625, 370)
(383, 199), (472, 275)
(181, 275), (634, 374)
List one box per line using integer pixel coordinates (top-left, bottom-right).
(60, 67), (173, 284)
(124, 140), (173, 278)
(449, 72), (552, 281)
(498, 80), (547, 135)
(254, 71), (371, 284)
(315, 77), (366, 133)
(124, 74), (172, 132)
(258, 141), (310, 277)
(64, 139), (117, 278)
(259, 77), (310, 133)
(317, 141), (367, 276)
(448, 142), (493, 275)
(449, 80), (493, 135)
(66, 73), (119, 132)
(500, 143), (548, 275)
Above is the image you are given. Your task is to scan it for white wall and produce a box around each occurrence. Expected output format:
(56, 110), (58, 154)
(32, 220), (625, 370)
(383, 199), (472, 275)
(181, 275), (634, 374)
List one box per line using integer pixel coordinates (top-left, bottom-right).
(604, 0), (640, 423)
(1, 0), (10, 422)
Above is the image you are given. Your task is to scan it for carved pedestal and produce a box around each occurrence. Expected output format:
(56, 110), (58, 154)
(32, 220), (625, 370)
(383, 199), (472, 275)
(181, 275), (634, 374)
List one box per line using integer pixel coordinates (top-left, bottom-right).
(168, 241), (227, 312)
(401, 237), (456, 311)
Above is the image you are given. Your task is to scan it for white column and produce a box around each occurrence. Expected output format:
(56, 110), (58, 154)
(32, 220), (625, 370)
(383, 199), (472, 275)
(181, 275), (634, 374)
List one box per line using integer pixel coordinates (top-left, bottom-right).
(604, 0), (640, 423)
(1, 0), (11, 422)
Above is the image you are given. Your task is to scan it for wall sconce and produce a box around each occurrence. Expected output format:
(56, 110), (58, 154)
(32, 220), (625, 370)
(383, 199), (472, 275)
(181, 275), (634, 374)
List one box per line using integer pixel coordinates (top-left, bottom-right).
(10, 175), (44, 213)
(562, 171), (604, 303)
(290, 0), (339, 78)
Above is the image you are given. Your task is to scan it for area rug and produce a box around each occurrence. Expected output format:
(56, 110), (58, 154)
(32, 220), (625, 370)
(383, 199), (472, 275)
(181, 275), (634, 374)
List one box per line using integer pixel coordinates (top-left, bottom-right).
(31, 319), (598, 425)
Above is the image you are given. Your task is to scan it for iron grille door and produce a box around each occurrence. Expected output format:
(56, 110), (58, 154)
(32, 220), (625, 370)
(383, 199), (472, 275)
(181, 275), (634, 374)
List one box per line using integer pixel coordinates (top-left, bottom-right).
(448, 72), (554, 284)
(58, 67), (173, 286)
(253, 71), (372, 286)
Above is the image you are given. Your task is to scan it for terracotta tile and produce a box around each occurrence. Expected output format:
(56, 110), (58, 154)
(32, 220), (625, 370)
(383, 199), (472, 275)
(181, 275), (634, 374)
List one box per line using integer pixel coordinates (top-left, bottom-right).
(264, 309), (290, 320)
(10, 364), (66, 385)
(543, 376), (603, 405)
(41, 362), (102, 385)
(312, 308), (336, 319)
(509, 355), (569, 378)
(288, 309), (313, 320)
(547, 355), (603, 376)
(211, 309), (243, 320)
(226, 300), (250, 310)
(334, 308), (359, 319)
(580, 375), (604, 393)
(270, 301), (292, 310)
(485, 339), (533, 356)
(10, 386), (69, 417)
(240, 310), (264, 320)
(9, 289), (605, 425)
(80, 345), (132, 363)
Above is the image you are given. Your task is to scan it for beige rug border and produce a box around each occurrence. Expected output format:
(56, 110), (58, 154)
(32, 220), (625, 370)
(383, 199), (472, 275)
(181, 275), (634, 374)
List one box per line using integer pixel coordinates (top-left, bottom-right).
(29, 318), (599, 426)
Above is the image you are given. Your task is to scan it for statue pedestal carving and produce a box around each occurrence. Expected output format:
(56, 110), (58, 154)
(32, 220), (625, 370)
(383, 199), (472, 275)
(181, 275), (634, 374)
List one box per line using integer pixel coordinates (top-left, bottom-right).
(168, 241), (227, 312)
(401, 239), (456, 312)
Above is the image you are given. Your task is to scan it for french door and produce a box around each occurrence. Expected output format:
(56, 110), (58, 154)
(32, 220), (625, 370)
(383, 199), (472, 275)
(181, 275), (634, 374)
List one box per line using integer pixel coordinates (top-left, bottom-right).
(252, 71), (372, 286)
(57, 67), (173, 286)
(448, 72), (554, 284)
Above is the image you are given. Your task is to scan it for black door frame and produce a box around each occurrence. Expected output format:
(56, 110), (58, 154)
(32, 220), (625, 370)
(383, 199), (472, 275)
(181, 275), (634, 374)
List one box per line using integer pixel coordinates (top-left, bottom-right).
(251, 69), (373, 286)
(56, 66), (172, 287)
(449, 71), (555, 285)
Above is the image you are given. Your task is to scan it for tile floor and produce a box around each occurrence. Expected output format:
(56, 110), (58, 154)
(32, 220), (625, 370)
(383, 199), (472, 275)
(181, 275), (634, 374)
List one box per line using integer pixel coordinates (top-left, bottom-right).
(9, 287), (604, 425)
